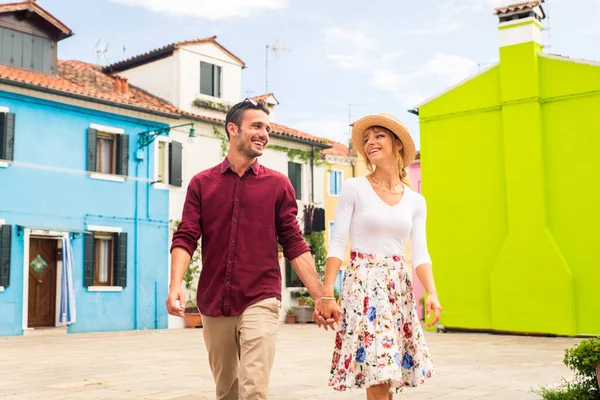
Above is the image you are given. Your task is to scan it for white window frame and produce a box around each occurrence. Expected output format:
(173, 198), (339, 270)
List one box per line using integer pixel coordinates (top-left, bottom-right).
(153, 136), (172, 190)
(328, 170), (343, 196)
(88, 123), (125, 183)
(86, 225), (124, 291)
(199, 61), (223, 99)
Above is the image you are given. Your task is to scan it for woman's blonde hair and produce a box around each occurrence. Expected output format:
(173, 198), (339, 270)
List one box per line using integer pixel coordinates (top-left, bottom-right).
(363, 126), (412, 188)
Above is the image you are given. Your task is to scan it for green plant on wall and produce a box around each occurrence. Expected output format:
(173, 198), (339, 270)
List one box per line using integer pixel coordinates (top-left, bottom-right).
(211, 125), (324, 165)
(212, 126), (229, 157)
(192, 98), (231, 112)
(304, 231), (326, 280)
(170, 219), (202, 312)
(269, 145), (325, 166)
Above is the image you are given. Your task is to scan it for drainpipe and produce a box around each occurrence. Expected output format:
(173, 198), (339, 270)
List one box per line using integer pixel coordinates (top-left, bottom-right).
(134, 157), (141, 330)
(310, 145), (315, 204)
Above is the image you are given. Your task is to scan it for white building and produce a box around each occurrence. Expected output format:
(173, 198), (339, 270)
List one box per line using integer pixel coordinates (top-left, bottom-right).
(104, 37), (330, 327)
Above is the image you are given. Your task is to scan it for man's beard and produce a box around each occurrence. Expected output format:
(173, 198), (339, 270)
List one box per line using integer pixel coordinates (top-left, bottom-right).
(237, 129), (264, 159)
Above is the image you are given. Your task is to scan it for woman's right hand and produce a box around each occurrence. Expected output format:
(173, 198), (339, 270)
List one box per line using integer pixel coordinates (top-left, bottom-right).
(319, 297), (342, 324)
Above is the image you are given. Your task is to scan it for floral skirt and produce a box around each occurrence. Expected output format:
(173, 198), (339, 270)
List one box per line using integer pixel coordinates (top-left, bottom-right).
(329, 251), (435, 394)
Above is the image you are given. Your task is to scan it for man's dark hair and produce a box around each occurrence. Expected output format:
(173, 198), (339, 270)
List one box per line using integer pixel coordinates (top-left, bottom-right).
(224, 99), (270, 139)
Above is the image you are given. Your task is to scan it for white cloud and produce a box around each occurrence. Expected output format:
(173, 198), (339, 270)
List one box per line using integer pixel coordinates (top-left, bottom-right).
(421, 53), (478, 85)
(109, 0), (288, 20)
(322, 25), (476, 108)
(409, 21), (463, 36)
(581, 27), (598, 35)
(283, 113), (350, 144)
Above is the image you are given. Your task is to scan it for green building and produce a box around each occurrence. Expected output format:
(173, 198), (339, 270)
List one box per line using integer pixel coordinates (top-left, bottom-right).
(415, 0), (600, 336)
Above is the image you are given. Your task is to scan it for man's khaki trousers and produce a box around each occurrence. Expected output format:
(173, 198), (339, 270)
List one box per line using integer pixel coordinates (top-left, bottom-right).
(202, 297), (280, 400)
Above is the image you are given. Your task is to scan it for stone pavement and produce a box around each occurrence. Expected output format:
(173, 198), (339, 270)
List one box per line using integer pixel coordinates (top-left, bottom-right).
(0, 324), (581, 400)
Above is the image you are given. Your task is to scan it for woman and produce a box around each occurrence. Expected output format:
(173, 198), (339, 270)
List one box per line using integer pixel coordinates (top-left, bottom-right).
(319, 113), (442, 399)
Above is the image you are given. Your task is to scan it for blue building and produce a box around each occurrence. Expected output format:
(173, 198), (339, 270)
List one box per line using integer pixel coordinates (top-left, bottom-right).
(0, 1), (183, 336)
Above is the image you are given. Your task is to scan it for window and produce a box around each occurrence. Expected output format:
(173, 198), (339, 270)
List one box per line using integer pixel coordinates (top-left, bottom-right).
(285, 259), (304, 288)
(87, 127), (129, 176)
(84, 231), (127, 288)
(94, 233), (113, 286)
(0, 111), (15, 162)
(200, 61), (222, 98)
(156, 139), (183, 187)
(97, 132), (116, 174)
(329, 170), (342, 195)
(329, 221), (335, 246)
(288, 162), (302, 200)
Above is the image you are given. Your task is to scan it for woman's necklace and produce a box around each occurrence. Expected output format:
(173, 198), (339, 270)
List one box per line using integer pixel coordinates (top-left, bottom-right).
(371, 175), (404, 195)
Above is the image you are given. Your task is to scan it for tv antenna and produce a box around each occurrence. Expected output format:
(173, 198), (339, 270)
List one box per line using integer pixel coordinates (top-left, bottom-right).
(94, 39), (110, 65)
(265, 38), (291, 93)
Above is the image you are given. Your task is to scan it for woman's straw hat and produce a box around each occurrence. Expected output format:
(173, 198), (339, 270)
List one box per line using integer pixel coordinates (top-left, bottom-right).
(352, 113), (417, 168)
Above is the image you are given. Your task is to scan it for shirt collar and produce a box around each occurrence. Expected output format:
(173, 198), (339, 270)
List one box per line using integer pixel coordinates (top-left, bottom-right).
(220, 158), (260, 176)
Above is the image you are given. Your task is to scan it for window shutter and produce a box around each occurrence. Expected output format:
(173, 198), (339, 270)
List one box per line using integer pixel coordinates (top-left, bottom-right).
(1, 113), (15, 161)
(87, 128), (97, 172)
(288, 162), (302, 200)
(169, 141), (183, 187)
(83, 233), (94, 287)
(214, 65), (221, 98)
(0, 225), (12, 287)
(200, 61), (213, 96)
(116, 134), (129, 176)
(113, 232), (127, 288)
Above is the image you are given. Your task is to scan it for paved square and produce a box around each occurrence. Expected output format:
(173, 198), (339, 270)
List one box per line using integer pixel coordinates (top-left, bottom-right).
(0, 324), (580, 399)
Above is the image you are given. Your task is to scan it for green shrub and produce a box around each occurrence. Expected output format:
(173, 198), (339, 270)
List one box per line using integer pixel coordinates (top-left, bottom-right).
(565, 337), (600, 379)
(535, 378), (599, 400)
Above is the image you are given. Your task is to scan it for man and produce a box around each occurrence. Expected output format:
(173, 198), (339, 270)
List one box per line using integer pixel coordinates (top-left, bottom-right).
(166, 99), (329, 400)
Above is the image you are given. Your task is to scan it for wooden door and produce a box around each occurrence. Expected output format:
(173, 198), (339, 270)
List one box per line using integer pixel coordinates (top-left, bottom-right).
(28, 238), (58, 327)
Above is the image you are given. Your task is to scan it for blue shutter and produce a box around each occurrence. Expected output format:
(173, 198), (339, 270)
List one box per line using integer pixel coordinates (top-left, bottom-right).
(87, 128), (97, 172)
(0, 225), (12, 287)
(116, 134), (129, 176)
(83, 233), (94, 287)
(1, 113), (15, 161)
(113, 233), (127, 288)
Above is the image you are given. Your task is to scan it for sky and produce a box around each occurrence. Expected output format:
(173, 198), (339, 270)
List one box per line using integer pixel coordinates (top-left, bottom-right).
(39, 0), (600, 149)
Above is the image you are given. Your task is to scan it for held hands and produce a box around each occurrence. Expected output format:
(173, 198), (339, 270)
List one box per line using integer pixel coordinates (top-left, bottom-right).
(314, 296), (343, 331)
(425, 293), (442, 328)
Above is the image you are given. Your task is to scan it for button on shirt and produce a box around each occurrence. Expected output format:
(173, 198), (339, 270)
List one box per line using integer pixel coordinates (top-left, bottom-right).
(171, 159), (310, 317)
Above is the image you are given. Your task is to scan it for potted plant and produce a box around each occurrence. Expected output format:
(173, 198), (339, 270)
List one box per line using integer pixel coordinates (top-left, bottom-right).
(285, 307), (296, 324)
(184, 300), (202, 328)
(564, 336), (600, 389)
(298, 295), (307, 307)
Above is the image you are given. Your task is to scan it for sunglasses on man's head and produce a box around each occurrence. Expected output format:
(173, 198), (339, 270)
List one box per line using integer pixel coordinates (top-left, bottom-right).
(242, 98), (259, 106)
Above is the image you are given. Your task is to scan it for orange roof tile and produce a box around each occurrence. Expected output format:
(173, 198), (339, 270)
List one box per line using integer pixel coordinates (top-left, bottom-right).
(0, 60), (178, 115)
(321, 140), (350, 157)
(494, 1), (544, 15)
(0, 61), (330, 147)
(270, 122), (328, 146)
(251, 93), (280, 105)
(104, 36), (245, 74)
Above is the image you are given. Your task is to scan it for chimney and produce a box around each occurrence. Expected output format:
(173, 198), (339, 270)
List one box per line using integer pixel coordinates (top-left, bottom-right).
(495, 1), (546, 103)
(114, 76), (122, 93)
(120, 77), (129, 96)
(495, 1), (545, 48)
